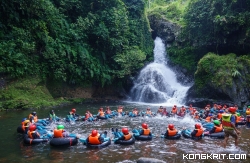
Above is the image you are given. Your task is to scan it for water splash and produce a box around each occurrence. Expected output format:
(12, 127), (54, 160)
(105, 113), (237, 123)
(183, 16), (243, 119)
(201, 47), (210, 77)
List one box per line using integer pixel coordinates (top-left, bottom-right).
(129, 37), (190, 106)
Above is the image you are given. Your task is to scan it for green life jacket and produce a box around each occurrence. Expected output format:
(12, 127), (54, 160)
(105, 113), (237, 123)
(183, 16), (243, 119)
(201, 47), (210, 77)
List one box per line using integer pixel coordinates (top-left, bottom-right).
(222, 114), (233, 129)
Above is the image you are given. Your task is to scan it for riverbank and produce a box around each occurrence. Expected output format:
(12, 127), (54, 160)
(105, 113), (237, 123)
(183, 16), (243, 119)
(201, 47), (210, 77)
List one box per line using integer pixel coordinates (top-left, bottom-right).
(0, 77), (125, 111)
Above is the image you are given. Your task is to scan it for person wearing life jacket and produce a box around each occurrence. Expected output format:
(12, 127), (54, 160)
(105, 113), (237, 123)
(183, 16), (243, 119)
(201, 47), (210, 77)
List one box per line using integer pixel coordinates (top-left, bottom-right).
(191, 123), (203, 139)
(193, 112), (200, 120)
(245, 110), (250, 127)
(86, 130), (104, 145)
(157, 106), (163, 114)
(189, 104), (194, 113)
(85, 110), (95, 121)
(162, 108), (168, 116)
(105, 106), (112, 114)
(246, 105), (250, 112)
(208, 120), (223, 134)
(217, 110), (224, 120)
(205, 113), (213, 122)
(28, 125), (40, 139)
(53, 125), (69, 138)
(164, 124), (178, 137)
(146, 108), (152, 116)
(140, 123), (152, 136)
(222, 107), (241, 147)
(114, 128), (132, 141)
(178, 106), (186, 117)
(117, 106), (123, 113)
(171, 105), (178, 114)
(132, 108), (139, 116)
(49, 110), (57, 121)
(29, 112), (38, 123)
(191, 109), (196, 115)
(22, 119), (31, 134)
(97, 108), (105, 117)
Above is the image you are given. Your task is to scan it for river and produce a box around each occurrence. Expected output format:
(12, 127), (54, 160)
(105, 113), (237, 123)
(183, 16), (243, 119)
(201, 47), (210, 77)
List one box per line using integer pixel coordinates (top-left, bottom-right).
(0, 102), (249, 163)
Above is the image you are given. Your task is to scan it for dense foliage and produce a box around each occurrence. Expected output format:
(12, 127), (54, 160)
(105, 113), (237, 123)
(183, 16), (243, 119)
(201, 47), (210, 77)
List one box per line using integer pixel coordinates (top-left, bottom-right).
(0, 0), (153, 86)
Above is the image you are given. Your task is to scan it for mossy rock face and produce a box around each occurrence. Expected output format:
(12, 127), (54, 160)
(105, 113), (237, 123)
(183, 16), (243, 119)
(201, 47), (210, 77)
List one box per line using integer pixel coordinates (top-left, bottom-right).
(186, 53), (250, 106)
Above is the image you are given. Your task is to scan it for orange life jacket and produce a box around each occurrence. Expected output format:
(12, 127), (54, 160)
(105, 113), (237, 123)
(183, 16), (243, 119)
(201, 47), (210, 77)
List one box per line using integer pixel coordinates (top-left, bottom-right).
(133, 110), (138, 115)
(181, 107), (186, 112)
(217, 113), (222, 119)
(142, 128), (150, 135)
(172, 108), (177, 114)
(88, 134), (101, 145)
(124, 133), (132, 140)
(146, 111), (152, 115)
(167, 128), (177, 136)
(85, 113), (92, 119)
(214, 124), (223, 133)
(98, 111), (105, 117)
(194, 115), (200, 119)
(195, 129), (203, 137)
(236, 116), (241, 123)
(189, 107), (194, 112)
(54, 129), (64, 138)
(118, 108), (123, 113)
(28, 131), (40, 139)
(205, 116), (211, 122)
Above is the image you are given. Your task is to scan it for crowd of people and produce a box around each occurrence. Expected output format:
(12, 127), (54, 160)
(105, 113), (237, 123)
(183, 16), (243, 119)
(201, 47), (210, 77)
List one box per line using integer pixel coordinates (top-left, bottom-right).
(18, 104), (250, 147)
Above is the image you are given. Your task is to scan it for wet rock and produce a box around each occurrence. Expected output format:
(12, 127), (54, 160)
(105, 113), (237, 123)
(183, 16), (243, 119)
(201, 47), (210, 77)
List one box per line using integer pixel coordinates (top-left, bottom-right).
(137, 157), (166, 163)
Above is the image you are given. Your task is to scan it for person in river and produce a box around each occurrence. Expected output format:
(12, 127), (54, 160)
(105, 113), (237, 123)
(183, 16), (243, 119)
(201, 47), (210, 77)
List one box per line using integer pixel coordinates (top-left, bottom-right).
(171, 105), (178, 115)
(86, 130), (105, 145)
(28, 125), (40, 139)
(162, 107), (169, 116)
(22, 119), (31, 134)
(112, 127), (133, 141)
(222, 107), (241, 147)
(164, 124), (179, 138)
(85, 110), (95, 121)
(145, 108), (153, 117)
(157, 106), (163, 115)
(140, 123), (152, 136)
(49, 110), (60, 122)
(53, 125), (69, 138)
(246, 109), (250, 128)
(207, 120), (223, 134)
(193, 111), (201, 120)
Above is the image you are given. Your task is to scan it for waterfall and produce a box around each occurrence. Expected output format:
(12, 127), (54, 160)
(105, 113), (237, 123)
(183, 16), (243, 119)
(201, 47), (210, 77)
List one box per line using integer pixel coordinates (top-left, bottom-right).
(129, 37), (190, 106)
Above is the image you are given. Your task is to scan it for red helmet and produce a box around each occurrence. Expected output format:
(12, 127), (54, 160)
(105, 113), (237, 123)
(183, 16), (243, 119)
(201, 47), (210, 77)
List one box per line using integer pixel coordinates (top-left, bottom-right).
(168, 124), (174, 130)
(142, 123), (148, 129)
(29, 125), (36, 131)
(195, 123), (201, 129)
(229, 107), (236, 113)
(72, 108), (76, 113)
(122, 128), (129, 134)
(91, 130), (98, 136)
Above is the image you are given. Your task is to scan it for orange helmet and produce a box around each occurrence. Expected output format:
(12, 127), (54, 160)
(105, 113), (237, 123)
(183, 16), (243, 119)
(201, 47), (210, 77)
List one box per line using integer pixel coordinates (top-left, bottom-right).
(29, 125), (36, 131)
(72, 108), (76, 113)
(229, 107), (236, 113)
(122, 128), (129, 134)
(142, 123), (148, 129)
(91, 130), (98, 136)
(195, 123), (201, 129)
(168, 124), (174, 130)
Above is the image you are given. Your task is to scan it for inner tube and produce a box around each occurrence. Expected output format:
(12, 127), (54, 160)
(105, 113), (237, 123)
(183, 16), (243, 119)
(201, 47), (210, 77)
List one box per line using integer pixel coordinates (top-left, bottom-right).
(204, 132), (224, 139)
(236, 121), (246, 125)
(114, 137), (136, 145)
(97, 116), (107, 120)
(50, 137), (78, 147)
(86, 139), (111, 149)
(134, 135), (152, 141)
(23, 134), (48, 145)
(17, 126), (25, 134)
(163, 133), (181, 140)
(181, 130), (202, 140)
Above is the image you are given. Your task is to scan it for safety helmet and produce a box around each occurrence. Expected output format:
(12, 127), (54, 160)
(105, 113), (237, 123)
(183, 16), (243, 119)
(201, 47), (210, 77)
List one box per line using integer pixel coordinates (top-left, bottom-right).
(229, 107), (236, 113)
(208, 113), (213, 116)
(168, 124), (174, 130)
(72, 108), (76, 113)
(91, 130), (98, 136)
(195, 123), (201, 129)
(29, 125), (36, 131)
(57, 124), (64, 130)
(122, 128), (129, 134)
(22, 118), (27, 122)
(246, 111), (250, 115)
(32, 112), (37, 116)
(141, 123), (148, 129)
(213, 120), (220, 125)
(236, 113), (240, 116)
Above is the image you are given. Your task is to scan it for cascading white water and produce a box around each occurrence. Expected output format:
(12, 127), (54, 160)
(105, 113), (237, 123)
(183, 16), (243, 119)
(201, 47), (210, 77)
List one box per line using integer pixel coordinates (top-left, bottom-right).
(129, 37), (190, 106)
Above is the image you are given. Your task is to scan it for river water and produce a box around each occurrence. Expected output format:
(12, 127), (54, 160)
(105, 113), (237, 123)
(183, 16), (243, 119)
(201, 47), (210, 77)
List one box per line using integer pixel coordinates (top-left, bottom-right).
(0, 102), (249, 163)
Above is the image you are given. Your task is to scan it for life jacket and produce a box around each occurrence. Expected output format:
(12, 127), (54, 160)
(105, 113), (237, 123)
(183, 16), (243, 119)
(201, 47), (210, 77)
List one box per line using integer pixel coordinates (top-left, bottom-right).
(133, 110), (138, 115)
(124, 133), (132, 140)
(167, 128), (177, 136)
(191, 110), (196, 115)
(50, 113), (56, 120)
(53, 129), (64, 138)
(222, 114), (234, 129)
(236, 116), (241, 123)
(88, 134), (101, 145)
(214, 124), (223, 133)
(172, 108), (177, 114)
(205, 116), (212, 122)
(181, 107), (186, 112)
(118, 108), (123, 113)
(194, 115), (200, 119)
(194, 129), (203, 137)
(142, 128), (150, 135)
(85, 113), (92, 119)
(189, 107), (194, 112)
(28, 131), (40, 139)
(217, 113), (222, 119)
(98, 110), (105, 117)
(146, 111), (152, 115)
(246, 108), (250, 112)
